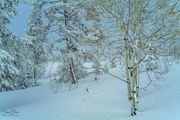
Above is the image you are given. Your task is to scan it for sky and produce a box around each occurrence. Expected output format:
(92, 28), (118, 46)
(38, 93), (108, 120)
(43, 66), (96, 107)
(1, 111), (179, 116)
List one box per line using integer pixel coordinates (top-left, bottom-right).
(8, 3), (31, 37)
(8, 1), (179, 38)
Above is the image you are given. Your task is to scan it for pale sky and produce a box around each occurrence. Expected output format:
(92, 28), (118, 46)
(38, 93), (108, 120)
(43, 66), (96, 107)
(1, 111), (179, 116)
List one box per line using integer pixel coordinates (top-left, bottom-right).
(8, 3), (31, 37)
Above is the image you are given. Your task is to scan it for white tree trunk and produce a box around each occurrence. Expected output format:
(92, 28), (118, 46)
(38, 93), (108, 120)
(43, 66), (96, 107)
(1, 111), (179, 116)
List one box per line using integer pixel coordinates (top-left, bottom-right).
(125, 32), (131, 101)
(130, 66), (138, 116)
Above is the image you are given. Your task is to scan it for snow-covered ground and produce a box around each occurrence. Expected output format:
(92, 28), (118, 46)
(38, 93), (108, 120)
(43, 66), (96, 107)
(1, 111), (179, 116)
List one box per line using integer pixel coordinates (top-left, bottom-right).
(0, 63), (180, 120)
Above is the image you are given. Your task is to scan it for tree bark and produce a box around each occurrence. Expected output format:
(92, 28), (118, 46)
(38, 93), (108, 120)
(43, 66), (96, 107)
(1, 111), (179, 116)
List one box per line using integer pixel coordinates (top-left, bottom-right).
(125, 31), (131, 101)
(33, 66), (38, 84)
(69, 58), (77, 84)
(64, 0), (77, 84)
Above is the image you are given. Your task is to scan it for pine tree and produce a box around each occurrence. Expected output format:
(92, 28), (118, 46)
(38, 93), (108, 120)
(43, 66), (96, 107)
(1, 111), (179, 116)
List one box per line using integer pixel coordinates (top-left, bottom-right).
(0, 0), (22, 91)
(45, 0), (89, 86)
(26, 0), (48, 82)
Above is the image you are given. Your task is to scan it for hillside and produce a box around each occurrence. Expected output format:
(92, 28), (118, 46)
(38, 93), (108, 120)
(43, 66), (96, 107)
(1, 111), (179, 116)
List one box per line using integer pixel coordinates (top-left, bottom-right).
(0, 63), (180, 120)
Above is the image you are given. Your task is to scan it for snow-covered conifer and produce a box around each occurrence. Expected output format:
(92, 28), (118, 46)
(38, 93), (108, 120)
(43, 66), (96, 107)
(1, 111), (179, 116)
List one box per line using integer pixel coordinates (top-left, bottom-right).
(0, 0), (22, 91)
(45, 0), (89, 85)
(26, 0), (48, 81)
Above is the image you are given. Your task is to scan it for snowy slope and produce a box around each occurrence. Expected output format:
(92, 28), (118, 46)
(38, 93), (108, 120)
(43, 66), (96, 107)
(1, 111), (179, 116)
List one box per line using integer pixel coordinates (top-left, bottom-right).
(0, 63), (180, 120)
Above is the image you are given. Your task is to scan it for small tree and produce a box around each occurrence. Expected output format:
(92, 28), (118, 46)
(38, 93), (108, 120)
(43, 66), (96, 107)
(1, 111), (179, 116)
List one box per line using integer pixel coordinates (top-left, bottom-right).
(85, 22), (107, 78)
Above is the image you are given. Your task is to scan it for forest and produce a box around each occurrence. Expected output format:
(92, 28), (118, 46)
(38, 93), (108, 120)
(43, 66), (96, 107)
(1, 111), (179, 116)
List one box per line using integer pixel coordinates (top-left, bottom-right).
(0, 0), (180, 119)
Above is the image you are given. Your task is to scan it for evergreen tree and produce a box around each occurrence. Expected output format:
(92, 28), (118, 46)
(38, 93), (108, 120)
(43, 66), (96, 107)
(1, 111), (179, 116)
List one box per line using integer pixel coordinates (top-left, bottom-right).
(45, 0), (89, 86)
(26, 0), (48, 81)
(0, 0), (22, 91)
